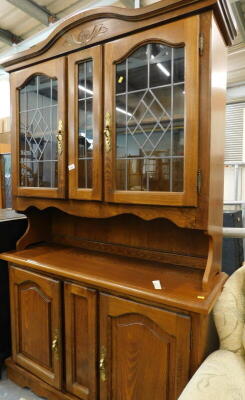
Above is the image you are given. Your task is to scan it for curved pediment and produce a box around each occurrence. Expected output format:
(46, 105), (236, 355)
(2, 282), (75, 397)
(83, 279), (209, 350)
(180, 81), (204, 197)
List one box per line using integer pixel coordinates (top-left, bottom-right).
(1, 0), (236, 72)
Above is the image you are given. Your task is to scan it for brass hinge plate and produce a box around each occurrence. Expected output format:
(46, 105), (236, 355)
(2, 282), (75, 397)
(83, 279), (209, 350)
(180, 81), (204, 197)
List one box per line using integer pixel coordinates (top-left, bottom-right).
(197, 170), (202, 194)
(199, 33), (204, 56)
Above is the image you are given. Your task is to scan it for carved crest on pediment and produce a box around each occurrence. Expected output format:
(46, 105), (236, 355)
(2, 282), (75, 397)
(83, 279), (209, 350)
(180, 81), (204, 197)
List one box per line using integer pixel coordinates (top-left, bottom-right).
(64, 23), (108, 47)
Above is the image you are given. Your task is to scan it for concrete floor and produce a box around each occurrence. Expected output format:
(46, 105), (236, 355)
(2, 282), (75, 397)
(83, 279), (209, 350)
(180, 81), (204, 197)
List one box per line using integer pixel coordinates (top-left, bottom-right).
(0, 370), (44, 400)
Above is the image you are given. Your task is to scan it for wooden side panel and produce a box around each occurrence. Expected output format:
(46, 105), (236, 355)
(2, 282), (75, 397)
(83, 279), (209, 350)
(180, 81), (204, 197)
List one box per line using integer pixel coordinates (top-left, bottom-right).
(203, 14), (228, 289)
(65, 283), (97, 400)
(9, 266), (62, 389)
(16, 208), (52, 250)
(100, 294), (190, 400)
(190, 311), (219, 375)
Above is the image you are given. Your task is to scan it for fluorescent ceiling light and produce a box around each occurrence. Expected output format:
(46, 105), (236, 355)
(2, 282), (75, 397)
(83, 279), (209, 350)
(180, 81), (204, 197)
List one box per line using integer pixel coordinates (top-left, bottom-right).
(151, 54), (170, 77)
(156, 63), (170, 77)
(78, 85), (93, 95)
(116, 107), (132, 117)
(78, 87), (132, 116)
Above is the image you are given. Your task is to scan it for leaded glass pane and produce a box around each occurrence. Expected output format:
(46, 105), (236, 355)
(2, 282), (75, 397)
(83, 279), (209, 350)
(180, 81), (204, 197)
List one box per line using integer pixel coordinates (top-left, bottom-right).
(150, 44), (171, 87)
(115, 43), (185, 192)
(19, 75), (58, 188)
(116, 95), (126, 158)
(26, 76), (37, 110)
(128, 47), (148, 92)
(78, 60), (93, 189)
(172, 158), (183, 191)
(125, 158), (171, 192)
(116, 61), (126, 93)
(174, 47), (184, 83)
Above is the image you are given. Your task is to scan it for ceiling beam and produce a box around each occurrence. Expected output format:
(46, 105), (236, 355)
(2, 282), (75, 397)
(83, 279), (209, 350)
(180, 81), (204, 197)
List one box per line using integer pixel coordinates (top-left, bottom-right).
(6, 0), (58, 26)
(0, 28), (22, 46)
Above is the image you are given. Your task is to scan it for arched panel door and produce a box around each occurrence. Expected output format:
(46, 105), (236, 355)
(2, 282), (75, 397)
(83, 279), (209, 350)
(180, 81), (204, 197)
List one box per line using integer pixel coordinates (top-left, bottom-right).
(9, 267), (62, 389)
(10, 58), (66, 198)
(100, 294), (191, 400)
(104, 16), (199, 206)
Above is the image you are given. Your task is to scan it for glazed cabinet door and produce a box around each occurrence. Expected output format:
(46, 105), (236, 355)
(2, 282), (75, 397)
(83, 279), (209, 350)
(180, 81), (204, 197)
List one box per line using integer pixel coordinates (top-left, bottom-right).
(100, 294), (190, 400)
(64, 283), (97, 400)
(104, 16), (199, 206)
(9, 266), (62, 389)
(10, 58), (66, 198)
(68, 46), (103, 200)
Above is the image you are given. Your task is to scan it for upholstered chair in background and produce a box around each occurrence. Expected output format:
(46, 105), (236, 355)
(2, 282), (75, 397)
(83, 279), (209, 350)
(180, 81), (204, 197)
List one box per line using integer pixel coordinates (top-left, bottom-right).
(178, 265), (245, 399)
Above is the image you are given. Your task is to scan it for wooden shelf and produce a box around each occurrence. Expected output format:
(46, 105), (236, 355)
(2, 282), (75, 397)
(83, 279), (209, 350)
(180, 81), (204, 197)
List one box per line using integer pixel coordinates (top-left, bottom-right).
(0, 243), (226, 314)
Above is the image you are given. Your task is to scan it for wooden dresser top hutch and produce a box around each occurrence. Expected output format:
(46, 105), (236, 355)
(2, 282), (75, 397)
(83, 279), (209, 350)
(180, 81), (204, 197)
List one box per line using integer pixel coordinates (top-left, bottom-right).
(0, 0), (236, 399)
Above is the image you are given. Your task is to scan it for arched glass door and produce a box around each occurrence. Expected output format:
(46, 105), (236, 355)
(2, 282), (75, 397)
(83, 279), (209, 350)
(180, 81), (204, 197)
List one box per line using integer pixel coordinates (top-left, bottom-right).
(104, 16), (199, 206)
(12, 58), (66, 198)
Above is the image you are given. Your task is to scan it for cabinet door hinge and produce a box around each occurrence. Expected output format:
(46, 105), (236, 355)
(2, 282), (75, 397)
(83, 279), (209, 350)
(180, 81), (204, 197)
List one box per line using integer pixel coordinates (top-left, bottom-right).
(199, 33), (204, 56)
(197, 170), (202, 194)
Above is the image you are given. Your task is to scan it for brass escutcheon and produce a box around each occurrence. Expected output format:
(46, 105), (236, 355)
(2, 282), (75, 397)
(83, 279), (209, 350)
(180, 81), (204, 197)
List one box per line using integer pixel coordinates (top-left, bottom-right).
(56, 120), (63, 156)
(104, 112), (111, 153)
(99, 345), (107, 382)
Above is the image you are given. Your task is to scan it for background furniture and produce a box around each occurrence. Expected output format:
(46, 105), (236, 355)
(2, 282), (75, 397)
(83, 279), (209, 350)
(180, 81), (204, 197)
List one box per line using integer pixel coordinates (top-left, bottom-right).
(222, 210), (244, 275)
(178, 265), (245, 399)
(0, 154), (12, 209)
(0, 211), (27, 376)
(0, 0), (236, 399)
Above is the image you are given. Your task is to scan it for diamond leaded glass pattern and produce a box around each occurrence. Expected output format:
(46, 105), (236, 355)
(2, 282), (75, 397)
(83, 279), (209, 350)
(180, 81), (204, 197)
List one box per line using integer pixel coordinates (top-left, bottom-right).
(19, 75), (58, 188)
(127, 90), (171, 157)
(116, 43), (185, 192)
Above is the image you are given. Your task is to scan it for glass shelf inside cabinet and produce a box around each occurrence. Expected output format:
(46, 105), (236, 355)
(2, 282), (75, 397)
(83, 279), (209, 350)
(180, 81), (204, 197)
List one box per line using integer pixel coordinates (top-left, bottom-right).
(19, 75), (58, 188)
(115, 43), (185, 192)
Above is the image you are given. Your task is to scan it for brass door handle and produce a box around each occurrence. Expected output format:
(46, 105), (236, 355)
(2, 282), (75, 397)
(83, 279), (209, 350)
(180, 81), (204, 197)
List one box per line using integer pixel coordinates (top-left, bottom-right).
(99, 346), (107, 382)
(104, 112), (111, 153)
(56, 120), (63, 156)
(52, 332), (59, 359)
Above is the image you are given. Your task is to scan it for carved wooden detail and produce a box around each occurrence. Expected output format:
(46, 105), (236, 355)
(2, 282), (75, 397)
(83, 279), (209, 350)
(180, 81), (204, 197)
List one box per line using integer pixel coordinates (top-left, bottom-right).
(64, 23), (108, 47)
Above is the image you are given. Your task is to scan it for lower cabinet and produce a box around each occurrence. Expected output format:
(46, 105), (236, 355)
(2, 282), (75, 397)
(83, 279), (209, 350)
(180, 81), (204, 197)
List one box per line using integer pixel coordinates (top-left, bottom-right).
(9, 266), (191, 400)
(9, 267), (62, 389)
(99, 294), (191, 400)
(64, 282), (97, 400)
